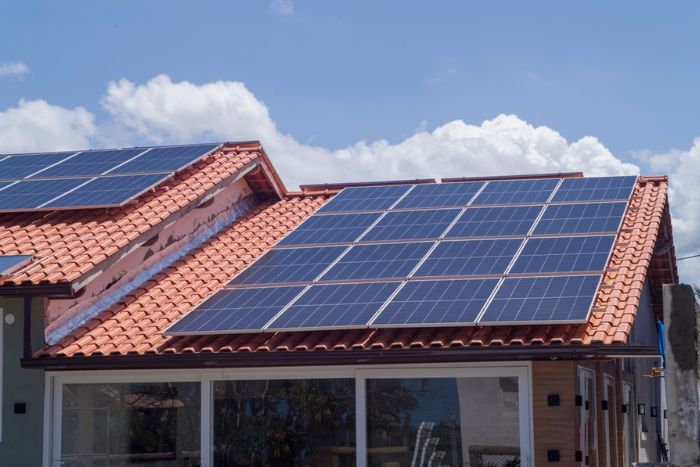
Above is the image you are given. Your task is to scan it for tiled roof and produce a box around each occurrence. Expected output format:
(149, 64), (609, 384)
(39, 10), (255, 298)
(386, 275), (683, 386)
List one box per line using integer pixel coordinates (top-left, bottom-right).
(0, 143), (268, 289)
(39, 176), (674, 359)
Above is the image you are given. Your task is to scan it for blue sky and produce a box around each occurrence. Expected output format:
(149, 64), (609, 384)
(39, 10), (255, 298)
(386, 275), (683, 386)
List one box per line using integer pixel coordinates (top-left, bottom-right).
(2, 1), (699, 158)
(1, 1), (700, 282)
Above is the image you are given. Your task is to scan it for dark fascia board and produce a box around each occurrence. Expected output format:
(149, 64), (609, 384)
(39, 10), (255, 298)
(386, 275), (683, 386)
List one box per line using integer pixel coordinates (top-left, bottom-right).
(23, 345), (661, 371)
(0, 282), (74, 298)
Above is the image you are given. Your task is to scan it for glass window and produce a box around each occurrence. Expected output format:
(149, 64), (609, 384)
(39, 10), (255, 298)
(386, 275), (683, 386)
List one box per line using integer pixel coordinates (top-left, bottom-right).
(213, 379), (356, 466)
(366, 377), (520, 467)
(61, 382), (200, 467)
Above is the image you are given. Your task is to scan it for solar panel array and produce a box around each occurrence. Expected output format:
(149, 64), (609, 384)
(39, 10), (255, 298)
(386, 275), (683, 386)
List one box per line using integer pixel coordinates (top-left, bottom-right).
(167, 175), (637, 335)
(0, 143), (221, 212)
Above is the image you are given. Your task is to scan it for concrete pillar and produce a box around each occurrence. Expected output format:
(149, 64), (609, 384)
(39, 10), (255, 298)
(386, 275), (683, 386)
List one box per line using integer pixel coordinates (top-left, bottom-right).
(662, 283), (700, 467)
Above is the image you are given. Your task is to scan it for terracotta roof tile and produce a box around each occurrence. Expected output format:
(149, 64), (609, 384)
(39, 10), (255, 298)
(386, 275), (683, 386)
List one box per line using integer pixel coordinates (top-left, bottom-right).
(0, 143), (266, 288)
(38, 176), (675, 359)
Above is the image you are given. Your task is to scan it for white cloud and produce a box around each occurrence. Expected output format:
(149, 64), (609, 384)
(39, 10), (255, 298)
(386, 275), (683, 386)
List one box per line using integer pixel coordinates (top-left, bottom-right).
(270, 0), (294, 15)
(643, 139), (700, 285)
(4, 74), (700, 285)
(0, 61), (29, 77)
(0, 99), (95, 153)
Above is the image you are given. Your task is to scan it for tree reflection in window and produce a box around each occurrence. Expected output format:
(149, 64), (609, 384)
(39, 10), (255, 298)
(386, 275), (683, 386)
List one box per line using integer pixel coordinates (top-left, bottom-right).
(213, 379), (356, 466)
(61, 382), (200, 467)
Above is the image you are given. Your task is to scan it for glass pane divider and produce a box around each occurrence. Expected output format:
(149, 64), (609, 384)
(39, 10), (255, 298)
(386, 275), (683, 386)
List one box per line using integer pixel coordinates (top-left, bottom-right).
(355, 374), (368, 467)
(201, 377), (213, 467)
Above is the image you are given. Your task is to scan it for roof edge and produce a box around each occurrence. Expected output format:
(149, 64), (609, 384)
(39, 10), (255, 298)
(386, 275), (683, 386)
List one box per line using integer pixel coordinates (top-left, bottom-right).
(443, 172), (584, 183)
(26, 344), (660, 371)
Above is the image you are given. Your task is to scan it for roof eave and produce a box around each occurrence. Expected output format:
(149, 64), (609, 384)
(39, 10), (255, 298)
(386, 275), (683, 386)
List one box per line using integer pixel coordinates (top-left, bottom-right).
(24, 344), (661, 371)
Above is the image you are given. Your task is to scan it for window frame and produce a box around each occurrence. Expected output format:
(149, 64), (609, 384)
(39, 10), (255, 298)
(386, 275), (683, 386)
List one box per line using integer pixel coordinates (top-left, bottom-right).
(46, 362), (533, 467)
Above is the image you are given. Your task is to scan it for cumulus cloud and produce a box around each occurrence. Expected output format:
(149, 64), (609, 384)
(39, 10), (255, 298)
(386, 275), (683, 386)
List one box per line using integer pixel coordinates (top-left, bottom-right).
(0, 99), (95, 153)
(270, 0), (294, 15)
(0, 61), (29, 77)
(102, 75), (640, 190)
(643, 139), (700, 284)
(4, 73), (700, 283)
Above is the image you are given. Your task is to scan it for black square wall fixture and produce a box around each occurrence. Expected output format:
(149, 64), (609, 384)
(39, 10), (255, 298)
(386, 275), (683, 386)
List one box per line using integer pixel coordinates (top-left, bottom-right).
(14, 402), (26, 414)
(547, 450), (560, 462)
(547, 394), (560, 406)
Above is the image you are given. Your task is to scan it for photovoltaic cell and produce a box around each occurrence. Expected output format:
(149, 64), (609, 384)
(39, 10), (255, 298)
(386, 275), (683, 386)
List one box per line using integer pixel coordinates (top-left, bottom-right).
(373, 279), (499, 326)
(42, 173), (171, 208)
(278, 212), (381, 246)
(510, 236), (615, 274)
(166, 286), (304, 334)
(414, 239), (523, 277)
(0, 152), (75, 179)
(320, 242), (433, 281)
(0, 178), (87, 210)
(114, 143), (220, 173)
(479, 275), (601, 324)
(445, 205), (542, 238)
(472, 178), (559, 205)
(0, 255), (32, 276)
(551, 176), (637, 202)
(229, 246), (346, 285)
(394, 182), (484, 209)
(361, 209), (461, 242)
(318, 185), (411, 213)
(37, 148), (145, 177)
(267, 281), (400, 331)
(533, 202), (627, 235)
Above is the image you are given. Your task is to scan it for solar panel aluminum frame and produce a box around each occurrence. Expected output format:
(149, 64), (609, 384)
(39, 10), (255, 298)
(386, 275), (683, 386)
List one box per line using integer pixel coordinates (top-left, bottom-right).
(263, 280), (402, 332)
(507, 234), (617, 276)
(476, 274), (604, 326)
(164, 284), (307, 336)
(0, 173), (171, 213)
(109, 143), (224, 175)
(369, 277), (500, 329)
(532, 201), (630, 237)
(549, 175), (638, 204)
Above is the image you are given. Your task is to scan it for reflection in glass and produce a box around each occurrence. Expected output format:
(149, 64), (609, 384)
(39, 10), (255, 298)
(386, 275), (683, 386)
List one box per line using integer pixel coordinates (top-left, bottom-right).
(61, 382), (201, 466)
(367, 377), (520, 467)
(213, 379), (356, 466)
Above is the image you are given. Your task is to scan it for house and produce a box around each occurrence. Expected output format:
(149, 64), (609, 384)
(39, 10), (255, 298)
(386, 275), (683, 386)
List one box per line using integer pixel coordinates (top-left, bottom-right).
(0, 141), (676, 467)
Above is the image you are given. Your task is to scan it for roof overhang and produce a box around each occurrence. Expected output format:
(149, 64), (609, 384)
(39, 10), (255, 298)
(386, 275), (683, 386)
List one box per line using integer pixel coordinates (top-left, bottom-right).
(23, 344), (661, 371)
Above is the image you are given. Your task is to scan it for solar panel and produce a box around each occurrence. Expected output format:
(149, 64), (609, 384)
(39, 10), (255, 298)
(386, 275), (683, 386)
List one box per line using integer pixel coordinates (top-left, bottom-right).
(551, 176), (637, 202)
(373, 279), (499, 327)
(278, 212), (381, 246)
(472, 178), (559, 205)
(479, 275), (601, 324)
(394, 182), (484, 209)
(267, 281), (400, 331)
(510, 236), (615, 274)
(320, 242), (433, 281)
(361, 209), (461, 242)
(445, 205), (542, 238)
(0, 152), (76, 179)
(113, 143), (220, 173)
(42, 173), (171, 209)
(533, 202), (627, 234)
(0, 178), (88, 210)
(166, 286), (304, 334)
(37, 148), (145, 177)
(414, 239), (523, 277)
(0, 255), (32, 276)
(318, 185), (411, 213)
(228, 246), (346, 285)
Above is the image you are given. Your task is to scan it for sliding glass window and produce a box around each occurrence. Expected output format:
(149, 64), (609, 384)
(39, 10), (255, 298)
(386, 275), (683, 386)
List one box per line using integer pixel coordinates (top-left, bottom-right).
(366, 377), (521, 467)
(61, 382), (200, 467)
(213, 379), (356, 466)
